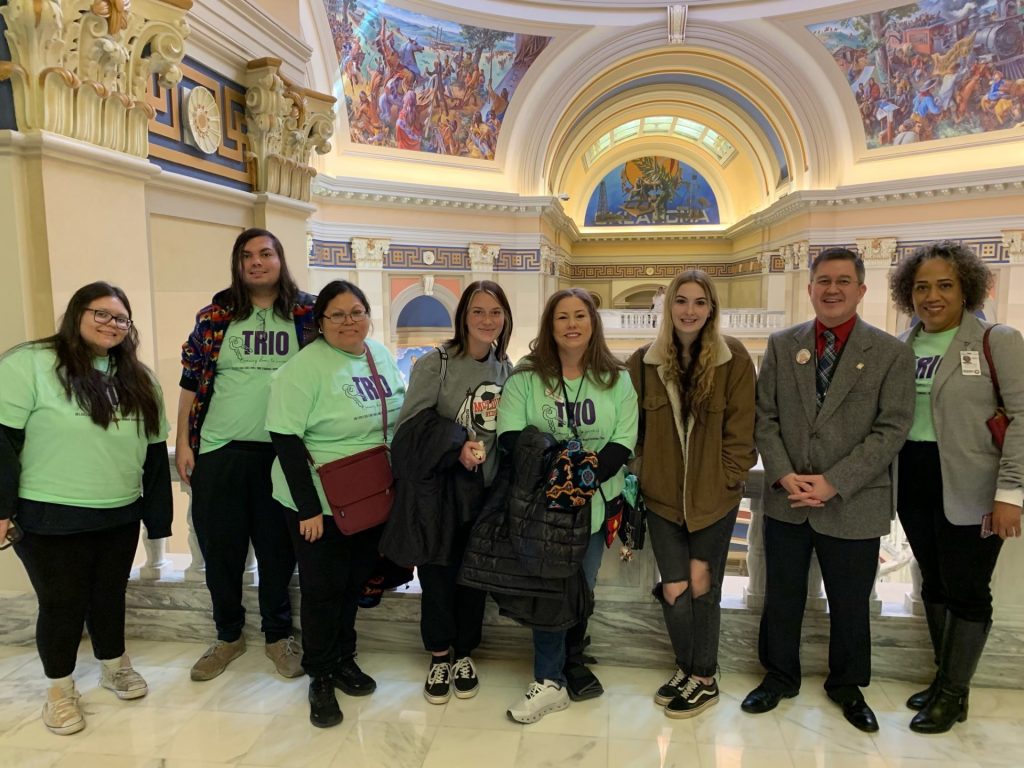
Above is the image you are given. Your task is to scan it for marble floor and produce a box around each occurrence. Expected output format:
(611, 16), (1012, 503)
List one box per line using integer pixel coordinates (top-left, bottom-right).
(0, 639), (1021, 768)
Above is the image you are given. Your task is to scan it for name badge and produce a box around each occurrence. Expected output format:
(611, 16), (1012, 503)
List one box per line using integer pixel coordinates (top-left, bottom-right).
(960, 350), (982, 376)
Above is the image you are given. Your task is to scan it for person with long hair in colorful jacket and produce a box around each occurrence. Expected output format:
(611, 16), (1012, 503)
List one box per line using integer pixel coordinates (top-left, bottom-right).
(176, 228), (317, 683)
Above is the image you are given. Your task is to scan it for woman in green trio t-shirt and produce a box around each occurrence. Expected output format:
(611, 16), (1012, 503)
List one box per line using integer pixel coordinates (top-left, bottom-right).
(266, 280), (405, 729)
(500, 288), (638, 724)
(891, 243), (1024, 735)
(0, 282), (172, 736)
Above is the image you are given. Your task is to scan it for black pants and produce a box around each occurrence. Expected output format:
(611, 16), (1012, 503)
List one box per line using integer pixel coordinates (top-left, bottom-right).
(191, 442), (296, 643)
(759, 516), (879, 702)
(15, 521), (140, 678)
(286, 509), (381, 678)
(898, 441), (1004, 623)
(648, 507), (737, 678)
(418, 521), (486, 657)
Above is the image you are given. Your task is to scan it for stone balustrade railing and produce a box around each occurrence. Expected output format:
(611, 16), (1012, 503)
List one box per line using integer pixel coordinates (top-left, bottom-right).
(599, 308), (786, 337)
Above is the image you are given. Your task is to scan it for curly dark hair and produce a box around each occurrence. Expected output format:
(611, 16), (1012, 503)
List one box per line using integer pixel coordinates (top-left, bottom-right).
(889, 241), (991, 315)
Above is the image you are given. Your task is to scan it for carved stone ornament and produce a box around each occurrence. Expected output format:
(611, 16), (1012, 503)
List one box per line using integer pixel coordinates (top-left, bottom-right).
(1002, 230), (1024, 264)
(855, 237), (898, 265)
(469, 243), (500, 271)
(667, 4), (688, 45)
(244, 58), (336, 203)
(758, 251), (774, 273)
(540, 245), (557, 276)
(183, 85), (221, 155)
(0, 0), (191, 158)
(351, 237), (389, 270)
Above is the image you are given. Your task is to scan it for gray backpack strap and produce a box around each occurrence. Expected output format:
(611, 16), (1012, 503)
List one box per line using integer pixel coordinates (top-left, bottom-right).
(435, 346), (448, 401)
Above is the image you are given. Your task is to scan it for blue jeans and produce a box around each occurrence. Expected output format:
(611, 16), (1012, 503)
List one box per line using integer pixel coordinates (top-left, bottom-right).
(532, 531), (605, 684)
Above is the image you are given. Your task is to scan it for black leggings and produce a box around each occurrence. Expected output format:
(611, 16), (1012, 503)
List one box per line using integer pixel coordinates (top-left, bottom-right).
(15, 521), (140, 678)
(897, 441), (1004, 622)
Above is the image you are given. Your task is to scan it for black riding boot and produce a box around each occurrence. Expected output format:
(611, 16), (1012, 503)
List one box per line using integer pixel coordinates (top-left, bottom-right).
(563, 618), (603, 701)
(906, 600), (947, 711)
(910, 614), (990, 734)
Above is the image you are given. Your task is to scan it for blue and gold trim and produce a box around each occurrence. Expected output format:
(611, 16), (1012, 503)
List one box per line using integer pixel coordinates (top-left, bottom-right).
(147, 56), (251, 191)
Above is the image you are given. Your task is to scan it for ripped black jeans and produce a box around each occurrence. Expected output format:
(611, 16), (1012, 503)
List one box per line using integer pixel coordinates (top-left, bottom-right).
(648, 507), (738, 678)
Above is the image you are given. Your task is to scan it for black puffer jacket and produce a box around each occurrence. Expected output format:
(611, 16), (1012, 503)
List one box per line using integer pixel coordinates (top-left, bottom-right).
(458, 427), (594, 631)
(380, 408), (485, 568)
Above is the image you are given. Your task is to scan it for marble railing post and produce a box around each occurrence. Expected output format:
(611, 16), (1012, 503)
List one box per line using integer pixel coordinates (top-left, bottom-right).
(140, 536), (171, 580)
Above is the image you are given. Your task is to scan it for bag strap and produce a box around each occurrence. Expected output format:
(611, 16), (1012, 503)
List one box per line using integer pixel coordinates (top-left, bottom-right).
(364, 343), (389, 441)
(982, 325), (1005, 409)
(637, 353), (647, 446)
(435, 345), (448, 403)
(304, 343), (389, 470)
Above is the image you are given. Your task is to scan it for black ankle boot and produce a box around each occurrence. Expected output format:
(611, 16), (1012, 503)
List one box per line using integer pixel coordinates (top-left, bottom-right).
(910, 615), (989, 734)
(907, 601), (947, 711)
(564, 619), (603, 702)
(308, 676), (342, 728)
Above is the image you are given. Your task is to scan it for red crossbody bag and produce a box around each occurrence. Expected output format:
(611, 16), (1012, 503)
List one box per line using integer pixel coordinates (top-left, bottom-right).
(305, 345), (394, 534)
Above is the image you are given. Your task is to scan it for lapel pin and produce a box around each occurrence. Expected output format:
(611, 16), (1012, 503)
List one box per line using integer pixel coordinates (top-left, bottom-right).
(856, 362), (864, 370)
(796, 349), (811, 365)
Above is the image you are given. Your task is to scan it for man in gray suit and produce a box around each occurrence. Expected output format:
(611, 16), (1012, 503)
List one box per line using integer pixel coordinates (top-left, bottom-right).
(742, 248), (915, 732)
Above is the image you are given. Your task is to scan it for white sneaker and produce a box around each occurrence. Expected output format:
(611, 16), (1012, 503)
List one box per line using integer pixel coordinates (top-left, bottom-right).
(100, 655), (149, 700)
(506, 680), (569, 724)
(42, 684), (85, 735)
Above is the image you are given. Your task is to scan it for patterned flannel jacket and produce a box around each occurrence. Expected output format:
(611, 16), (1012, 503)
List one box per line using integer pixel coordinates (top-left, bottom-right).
(179, 288), (317, 451)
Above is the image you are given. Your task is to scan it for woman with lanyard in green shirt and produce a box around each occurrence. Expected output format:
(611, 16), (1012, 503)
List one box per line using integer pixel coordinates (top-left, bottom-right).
(499, 287), (638, 724)
(891, 242), (1024, 733)
(266, 280), (406, 728)
(0, 282), (172, 736)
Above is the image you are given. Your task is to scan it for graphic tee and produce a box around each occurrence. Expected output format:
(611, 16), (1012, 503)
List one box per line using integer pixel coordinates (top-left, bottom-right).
(497, 366), (638, 533)
(0, 344), (169, 508)
(396, 345), (512, 486)
(266, 338), (406, 514)
(910, 326), (958, 442)
(200, 309), (298, 453)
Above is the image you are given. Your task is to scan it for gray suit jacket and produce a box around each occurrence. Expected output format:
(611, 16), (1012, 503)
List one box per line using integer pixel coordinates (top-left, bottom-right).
(756, 317), (916, 539)
(900, 312), (1024, 524)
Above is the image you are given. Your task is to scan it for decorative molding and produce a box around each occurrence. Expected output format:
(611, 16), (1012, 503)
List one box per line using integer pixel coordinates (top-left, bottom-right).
(567, 258), (760, 281)
(310, 239), (354, 268)
(540, 245), (559, 277)
(351, 237), (390, 270)
(667, 5), (688, 45)
(469, 243), (501, 272)
(0, 0), (191, 158)
(243, 57), (335, 203)
(1003, 231), (1024, 264)
(182, 85), (221, 154)
(779, 241), (809, 272)
(855, 237), (898, 266)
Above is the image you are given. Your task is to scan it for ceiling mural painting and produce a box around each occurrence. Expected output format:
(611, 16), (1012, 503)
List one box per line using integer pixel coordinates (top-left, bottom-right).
(808, 0), (1024, 148)
(325, 0), (550, 159)
(584, 157), (720, 227)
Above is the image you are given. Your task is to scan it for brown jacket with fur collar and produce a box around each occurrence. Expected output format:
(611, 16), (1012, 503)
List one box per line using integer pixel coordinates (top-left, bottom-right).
(626, 334), (756, 532)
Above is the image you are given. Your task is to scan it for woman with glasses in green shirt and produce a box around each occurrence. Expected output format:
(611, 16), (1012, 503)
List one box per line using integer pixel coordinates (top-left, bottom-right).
(0, 282), (172, 736)
(266, 280), (406, 729)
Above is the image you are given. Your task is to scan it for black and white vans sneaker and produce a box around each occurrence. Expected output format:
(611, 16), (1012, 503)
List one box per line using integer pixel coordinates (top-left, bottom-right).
(452, 656), (479, 699)
(664, 677), (719, 718)
(655, 668), (689, 706)
(423, 657), (452, 704)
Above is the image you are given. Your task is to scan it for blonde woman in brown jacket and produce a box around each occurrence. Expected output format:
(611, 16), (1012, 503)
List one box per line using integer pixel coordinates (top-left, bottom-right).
(627, 269), (756, 719)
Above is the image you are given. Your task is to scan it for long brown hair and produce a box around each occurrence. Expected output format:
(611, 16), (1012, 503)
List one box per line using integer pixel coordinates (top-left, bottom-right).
(446, 280), (513, 360)
(226, 228), (299, 320)
(15, 282), (162, 435)
(653, 270), (722, 412)
(520, 288), (624, 390)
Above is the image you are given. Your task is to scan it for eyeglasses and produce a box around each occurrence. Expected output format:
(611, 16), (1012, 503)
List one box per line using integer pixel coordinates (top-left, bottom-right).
(86, 308), (133, 330)
(323, 309), (368, 325)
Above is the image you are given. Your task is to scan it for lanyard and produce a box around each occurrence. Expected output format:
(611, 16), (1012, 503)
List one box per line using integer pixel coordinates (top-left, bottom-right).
(560, 375), (585, 437)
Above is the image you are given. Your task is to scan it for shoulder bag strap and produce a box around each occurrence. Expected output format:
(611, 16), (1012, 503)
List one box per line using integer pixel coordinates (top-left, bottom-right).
(364, 344), (389, 442)
(435, 346), (448, 403)
(982, 325), (1005, 409)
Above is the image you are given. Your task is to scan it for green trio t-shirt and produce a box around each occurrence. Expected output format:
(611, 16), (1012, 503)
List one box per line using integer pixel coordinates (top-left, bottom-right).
(200, 309), (298, 453)
(909, 326), (958, 442)
(497, 365), (638, 533)
(0, 344), (169, 508)
(265, 338), (406, 515)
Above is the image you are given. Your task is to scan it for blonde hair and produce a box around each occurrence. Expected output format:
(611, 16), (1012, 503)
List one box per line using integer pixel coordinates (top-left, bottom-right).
(651, 270), (722, 412)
